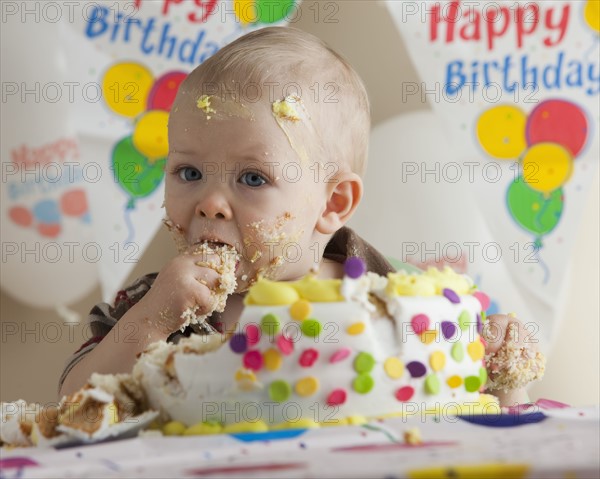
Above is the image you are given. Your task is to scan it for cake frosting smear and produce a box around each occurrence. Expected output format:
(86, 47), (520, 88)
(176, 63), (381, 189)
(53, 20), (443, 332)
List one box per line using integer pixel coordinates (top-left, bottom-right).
(2, 259), (547, 446)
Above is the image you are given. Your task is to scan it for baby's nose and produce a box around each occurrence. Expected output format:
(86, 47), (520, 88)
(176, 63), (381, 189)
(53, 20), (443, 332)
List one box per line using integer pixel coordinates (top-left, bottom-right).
(195, 195), (232, 220)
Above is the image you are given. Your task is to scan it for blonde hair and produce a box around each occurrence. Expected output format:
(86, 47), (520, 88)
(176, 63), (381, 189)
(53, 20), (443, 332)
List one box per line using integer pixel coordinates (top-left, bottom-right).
(180, 27), (371, 176)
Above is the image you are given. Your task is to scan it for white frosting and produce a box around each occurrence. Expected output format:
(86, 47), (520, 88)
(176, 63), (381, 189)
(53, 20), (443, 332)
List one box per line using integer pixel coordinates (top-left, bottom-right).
(136, 273), (487, 426)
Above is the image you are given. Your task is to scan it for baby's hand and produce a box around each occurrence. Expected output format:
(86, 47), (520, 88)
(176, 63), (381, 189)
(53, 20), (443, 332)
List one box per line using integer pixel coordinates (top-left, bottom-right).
(481, 313), (546, 405)
(133, 247), (225, 337)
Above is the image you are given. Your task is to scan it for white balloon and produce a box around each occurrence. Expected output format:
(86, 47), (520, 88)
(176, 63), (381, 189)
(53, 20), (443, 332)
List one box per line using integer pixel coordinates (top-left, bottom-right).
(0, 13), (98, 309)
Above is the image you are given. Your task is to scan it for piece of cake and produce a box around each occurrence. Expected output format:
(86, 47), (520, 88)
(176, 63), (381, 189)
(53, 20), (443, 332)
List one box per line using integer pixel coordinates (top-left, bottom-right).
(133, 259), (499, 429)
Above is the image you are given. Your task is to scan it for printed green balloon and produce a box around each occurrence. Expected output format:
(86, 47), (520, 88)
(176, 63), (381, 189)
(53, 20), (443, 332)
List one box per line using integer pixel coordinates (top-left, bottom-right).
(112, 136), (166, 202)
(256, 0), (295, 23)
(506, 176), (563, 236)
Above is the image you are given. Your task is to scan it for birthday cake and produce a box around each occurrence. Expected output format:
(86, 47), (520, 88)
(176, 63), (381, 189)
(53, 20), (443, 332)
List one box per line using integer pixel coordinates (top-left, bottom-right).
(132, 259), (497, 430)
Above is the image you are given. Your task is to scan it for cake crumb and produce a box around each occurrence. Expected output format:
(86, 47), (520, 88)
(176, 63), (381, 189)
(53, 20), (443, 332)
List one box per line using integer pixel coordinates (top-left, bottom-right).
(403, 427), (422, 445)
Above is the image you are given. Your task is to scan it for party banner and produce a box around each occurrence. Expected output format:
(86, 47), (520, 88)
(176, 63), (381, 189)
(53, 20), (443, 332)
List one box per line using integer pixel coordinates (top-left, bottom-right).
(57, 0), (300, 302)
(383, 1), (599, 346)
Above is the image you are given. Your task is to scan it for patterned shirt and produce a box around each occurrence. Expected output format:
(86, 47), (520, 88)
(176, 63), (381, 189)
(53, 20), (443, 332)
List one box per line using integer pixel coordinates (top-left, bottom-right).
(58, 227), (394, 391)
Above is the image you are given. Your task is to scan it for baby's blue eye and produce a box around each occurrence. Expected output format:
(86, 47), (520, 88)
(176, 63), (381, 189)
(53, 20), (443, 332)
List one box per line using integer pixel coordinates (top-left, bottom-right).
(240, 172), (267, 187)
(178, 167), (202, 182)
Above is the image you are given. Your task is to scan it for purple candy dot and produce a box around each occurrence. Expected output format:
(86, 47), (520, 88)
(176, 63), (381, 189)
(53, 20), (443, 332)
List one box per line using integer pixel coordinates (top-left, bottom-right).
(441, 321), (457, 340)
(406, 361), (427, 378)
(443, 288), (460, 304)
(476, 313), (482, 334)
(229, 333), (247, 353)
(344, 257), (366, 279)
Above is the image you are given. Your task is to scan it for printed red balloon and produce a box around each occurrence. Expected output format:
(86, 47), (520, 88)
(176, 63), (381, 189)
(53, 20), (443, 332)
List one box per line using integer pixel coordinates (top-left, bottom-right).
(147, 71), (187, 112)
(526, 99), (588, 157)
(9, 206), (33, 227)
(37, 223), (61, 238)
(60, 189), (88, 217)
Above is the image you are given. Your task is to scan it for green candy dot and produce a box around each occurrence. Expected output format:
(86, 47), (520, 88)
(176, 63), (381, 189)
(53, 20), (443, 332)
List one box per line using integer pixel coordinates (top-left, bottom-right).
(458, 310), (471, 331)
(354, 352), (375, 374)
(451, 343), (464, 362)
(353, 373), (374, 394)
(425, 374), (440, 395)
(481, 311), (487, 323)
(301, 319), (322, 337)
(465, 376), (482, 392)
(479, 367), (488, 387)
(269, 380), (291, 402)
(261, 313), (280, 335)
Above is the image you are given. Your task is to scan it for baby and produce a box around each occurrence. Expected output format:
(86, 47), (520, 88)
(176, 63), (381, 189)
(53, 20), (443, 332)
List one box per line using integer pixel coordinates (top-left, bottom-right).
(59, 27), (542, 407)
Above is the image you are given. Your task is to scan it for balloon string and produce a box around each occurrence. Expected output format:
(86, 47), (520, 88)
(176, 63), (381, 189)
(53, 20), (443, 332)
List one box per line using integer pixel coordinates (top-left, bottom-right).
(123, 201), (136, 247)
(532, 243), (550, 285)
(533, 196), (551, 233)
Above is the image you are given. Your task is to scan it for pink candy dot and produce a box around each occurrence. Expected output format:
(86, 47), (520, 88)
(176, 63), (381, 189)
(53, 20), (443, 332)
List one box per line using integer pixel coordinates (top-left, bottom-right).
(276, 334), (294, 355)
(245, 324), (261, 346)
(326, 389), (347, 406)
(473, 291), (491, 311)
(329, 347), (352, 363)
(299, 348), (319, 367)
(395, 386), (415, 402)
(411, 314), (430, 334)
(243, 350), (263, 371)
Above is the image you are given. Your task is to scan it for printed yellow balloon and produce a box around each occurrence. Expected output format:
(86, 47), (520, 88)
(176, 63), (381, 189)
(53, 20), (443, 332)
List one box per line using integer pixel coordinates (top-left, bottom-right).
(522, 143), (573, 194)
(133, 110), (170, 160)
(585, 0), (600, 33)
(477, 105), (527, 159)
(234, 0), (256, 25)
(102, 62), (153, 118)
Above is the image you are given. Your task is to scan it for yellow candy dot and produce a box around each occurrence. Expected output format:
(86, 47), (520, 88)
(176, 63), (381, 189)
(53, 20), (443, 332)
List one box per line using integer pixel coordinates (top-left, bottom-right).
(420, 330), (438, 345)
(235, 368), (257, 382)
(263, 348), (282, 371)
(467, 340), (485, 362)
(295, 376), (319, 397)
(162, 421), (186, 436)
(290, 299), (312, 321)
(429, 351), (446, 372)
(222, 420), (268, 434)
(183, 421), (223, 436)
(346, 415), (367, 425)
(384, 357), (404, 379)
(347, 322), (365, 335)
(447, 375), (463, 388)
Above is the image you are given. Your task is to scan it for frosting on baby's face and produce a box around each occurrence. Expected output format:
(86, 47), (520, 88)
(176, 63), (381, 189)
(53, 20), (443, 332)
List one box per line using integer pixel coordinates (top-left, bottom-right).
(164, 90), (334, 292)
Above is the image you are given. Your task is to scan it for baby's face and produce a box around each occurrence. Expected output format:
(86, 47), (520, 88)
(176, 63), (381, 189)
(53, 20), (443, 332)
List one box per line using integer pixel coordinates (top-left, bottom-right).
(165, 94), (331, 291)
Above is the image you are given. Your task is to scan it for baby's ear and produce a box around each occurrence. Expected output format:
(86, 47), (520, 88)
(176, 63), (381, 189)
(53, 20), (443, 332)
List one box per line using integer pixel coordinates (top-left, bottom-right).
(316, 171), (363, 235)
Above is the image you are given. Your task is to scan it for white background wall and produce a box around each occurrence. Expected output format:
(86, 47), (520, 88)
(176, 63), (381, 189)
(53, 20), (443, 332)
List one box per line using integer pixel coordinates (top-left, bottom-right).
(1, 1), (598, 406)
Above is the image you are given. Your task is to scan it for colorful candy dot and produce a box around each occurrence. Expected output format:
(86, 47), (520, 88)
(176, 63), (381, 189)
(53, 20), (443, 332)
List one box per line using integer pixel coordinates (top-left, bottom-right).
(276, 334), (294, 355)
(299, 348), (319, 367)
(441, 321), (457, 340)
(481, 311), (487, 323)
(243, 350), (263, 371)
(290, 299), (312, 321)
(301, 319), (322, 337)
(406, 361), (427, 378)
(269, 380), (292, 402)
(467, 340), (485, 362)
(429, 351), (446, 372)
(479, 367), (488, 386)
(329, 347), (352, 363)
(395, 386), (415, 402)
(354, 352), (376, 373)
(443, 288), (460, 304)
(263, 348), (282, 371)
(384, 357), (404, 379)
(261, 313), (280, 335)
(411, 314), (430, 334)
(347, 322), (366, 335)
(425, 374), (440, 395)
(476, 313), (483, 334)
(464, 376), (482, 392)
(353, 373), (374, 394)
(295, 377), (319, 397)
(447, 375), (463, 388)
(327, 389), (347, 406)
(235, 368), (256, 382)
(451, 343), (464, 362)
(473, 291), (491, 311)
(420, 330), (438, 345)
(458, 310), (471, 331)
(229, 333), (247, 353)
(245, 324), (261, 346)
(345, 257), (366, 278)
